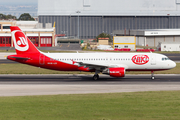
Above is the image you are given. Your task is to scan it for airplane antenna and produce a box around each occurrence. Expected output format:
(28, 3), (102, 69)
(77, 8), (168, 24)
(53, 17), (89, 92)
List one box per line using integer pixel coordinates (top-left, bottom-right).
(77, 51), (79, 53)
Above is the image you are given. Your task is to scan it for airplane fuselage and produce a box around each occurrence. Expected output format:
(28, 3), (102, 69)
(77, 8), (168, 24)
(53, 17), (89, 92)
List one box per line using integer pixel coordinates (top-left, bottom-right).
(8, 52), (176, 72)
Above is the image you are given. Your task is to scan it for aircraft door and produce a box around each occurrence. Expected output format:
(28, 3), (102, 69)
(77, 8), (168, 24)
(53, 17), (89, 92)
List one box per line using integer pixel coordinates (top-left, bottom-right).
(151, 55), (156, 65)
(39, 54), (45, 65)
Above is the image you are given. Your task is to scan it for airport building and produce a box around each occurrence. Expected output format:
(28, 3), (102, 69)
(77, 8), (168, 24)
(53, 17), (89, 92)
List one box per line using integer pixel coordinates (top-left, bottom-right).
(38, 0), (180, 39)
(113, 29), (180, 50)
(0, 21), (55, 47)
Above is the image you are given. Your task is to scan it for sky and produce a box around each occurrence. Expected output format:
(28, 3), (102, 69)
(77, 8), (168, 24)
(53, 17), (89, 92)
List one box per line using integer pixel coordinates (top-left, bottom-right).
(0, 0), (38, 5)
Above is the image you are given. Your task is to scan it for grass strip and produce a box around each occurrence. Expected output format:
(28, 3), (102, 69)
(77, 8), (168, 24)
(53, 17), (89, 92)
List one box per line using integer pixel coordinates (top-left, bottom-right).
(0, 91), (180, 120)
(0, 63), (179, 74)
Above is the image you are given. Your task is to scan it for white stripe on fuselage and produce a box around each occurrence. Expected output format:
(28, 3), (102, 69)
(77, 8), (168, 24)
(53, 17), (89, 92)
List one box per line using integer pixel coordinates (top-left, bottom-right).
(43, 52), (175, 70)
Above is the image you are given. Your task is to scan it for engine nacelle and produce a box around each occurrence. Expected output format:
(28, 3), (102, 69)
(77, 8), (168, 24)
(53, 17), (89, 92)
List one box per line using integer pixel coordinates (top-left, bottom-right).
(103, 67), (125, 77)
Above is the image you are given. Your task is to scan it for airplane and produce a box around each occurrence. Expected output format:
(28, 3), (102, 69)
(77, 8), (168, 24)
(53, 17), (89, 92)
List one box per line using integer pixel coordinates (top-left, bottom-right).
(7, 26), (176, 80)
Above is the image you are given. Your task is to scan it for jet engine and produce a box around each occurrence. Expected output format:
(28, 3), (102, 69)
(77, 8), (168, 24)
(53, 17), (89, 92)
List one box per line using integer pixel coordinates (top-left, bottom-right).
(102, 67), (125, 77)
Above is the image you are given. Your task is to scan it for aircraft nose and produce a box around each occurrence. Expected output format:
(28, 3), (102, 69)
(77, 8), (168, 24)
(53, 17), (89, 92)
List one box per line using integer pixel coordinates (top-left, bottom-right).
(171, 61), (176, 68)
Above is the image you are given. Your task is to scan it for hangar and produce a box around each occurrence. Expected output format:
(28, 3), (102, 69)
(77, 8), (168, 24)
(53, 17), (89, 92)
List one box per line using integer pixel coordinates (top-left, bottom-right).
(38, 0), (180, 39)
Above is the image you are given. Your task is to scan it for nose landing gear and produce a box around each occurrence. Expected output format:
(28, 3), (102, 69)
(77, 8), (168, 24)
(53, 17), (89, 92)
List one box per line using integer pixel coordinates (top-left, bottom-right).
(151, 71), (155, 80)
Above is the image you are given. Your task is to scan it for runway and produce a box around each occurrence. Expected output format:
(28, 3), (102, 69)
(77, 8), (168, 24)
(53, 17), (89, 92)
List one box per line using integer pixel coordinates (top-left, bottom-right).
(0, 74), (180, 96)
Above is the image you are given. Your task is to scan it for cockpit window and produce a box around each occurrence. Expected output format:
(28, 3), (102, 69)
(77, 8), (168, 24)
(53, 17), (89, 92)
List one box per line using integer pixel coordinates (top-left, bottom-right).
(162, 57), (170, 61)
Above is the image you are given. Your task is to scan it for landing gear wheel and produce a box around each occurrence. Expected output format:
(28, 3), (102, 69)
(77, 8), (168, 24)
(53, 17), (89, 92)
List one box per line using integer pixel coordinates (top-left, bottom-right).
(151, 76), (155, 80)
(151, 71), (155, 80)
(93, 74), (99, 80)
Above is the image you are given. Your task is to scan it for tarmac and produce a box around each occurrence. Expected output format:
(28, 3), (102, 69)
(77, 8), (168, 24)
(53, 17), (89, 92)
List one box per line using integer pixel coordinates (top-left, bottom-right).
(0, 74), (180, 96)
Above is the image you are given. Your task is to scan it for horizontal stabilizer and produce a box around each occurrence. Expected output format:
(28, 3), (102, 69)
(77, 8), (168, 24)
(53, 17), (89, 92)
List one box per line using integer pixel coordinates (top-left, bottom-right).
(8, 56), (30, 60)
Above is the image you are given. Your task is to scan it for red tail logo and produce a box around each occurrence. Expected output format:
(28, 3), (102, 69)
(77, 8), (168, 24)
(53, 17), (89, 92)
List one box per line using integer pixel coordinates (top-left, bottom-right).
(11, 26), (40, 54)
(12, 30), (29, 51)
(17, 37), (27, 47)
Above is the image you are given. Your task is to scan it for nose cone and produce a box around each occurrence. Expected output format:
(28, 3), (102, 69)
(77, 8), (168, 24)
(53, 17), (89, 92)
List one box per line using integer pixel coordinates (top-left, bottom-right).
(171, 61), (176, 69)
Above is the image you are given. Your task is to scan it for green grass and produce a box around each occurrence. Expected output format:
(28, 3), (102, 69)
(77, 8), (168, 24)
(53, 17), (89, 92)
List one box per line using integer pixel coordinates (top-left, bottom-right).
(0, 63), (179, 74)
(0, 91), (180, 120)
(0, 50), (16, 52)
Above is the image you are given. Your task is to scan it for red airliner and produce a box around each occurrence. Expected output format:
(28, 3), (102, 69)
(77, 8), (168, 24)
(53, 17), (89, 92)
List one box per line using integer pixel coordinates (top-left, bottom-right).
(7, 26), (176, 80)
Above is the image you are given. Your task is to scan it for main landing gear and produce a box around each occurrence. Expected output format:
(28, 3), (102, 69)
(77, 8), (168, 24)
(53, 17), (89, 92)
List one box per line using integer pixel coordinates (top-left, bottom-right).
(151, 71), (155, 80)
(93, 74), (99, 80)
(93, 70), (100, 80)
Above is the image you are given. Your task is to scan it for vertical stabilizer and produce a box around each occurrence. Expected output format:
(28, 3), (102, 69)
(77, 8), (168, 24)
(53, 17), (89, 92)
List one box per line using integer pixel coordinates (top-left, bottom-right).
(11, 26), (40, 54)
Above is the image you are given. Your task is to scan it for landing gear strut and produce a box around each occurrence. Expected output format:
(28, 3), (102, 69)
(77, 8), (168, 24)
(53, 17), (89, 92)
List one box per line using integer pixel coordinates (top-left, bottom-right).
(93, 70), (100, 80)
(151, 71), (155, 80)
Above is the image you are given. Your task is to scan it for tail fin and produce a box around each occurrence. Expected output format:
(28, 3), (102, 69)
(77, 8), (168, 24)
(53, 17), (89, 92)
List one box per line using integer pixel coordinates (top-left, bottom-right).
(11, 26), (40, 55)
